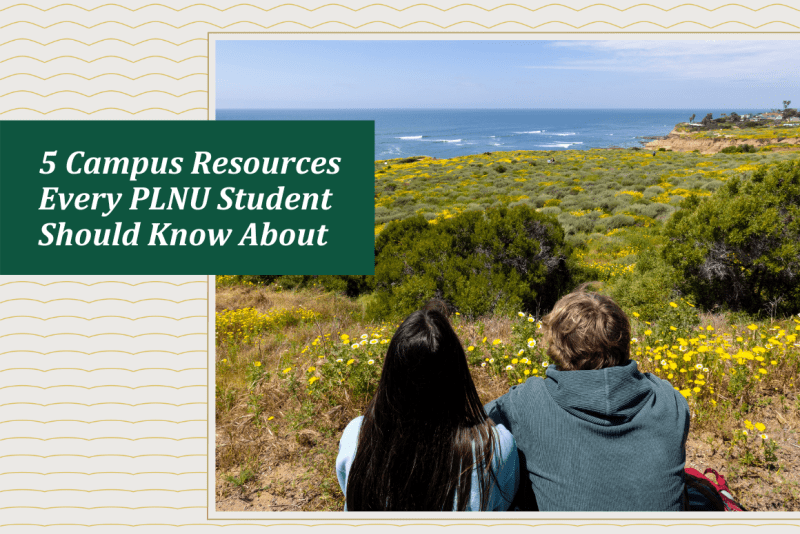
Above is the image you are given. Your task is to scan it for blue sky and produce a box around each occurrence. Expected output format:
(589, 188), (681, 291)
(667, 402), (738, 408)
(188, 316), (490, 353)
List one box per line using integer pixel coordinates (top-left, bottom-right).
(216, 40), (798, 109)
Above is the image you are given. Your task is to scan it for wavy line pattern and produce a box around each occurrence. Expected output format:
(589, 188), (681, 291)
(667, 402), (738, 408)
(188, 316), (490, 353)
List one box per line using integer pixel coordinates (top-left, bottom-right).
(0, 438), (206, 441)
(4, 19), (797, 30)
(1, 273), (208, 523)
(0, 455), (206, 459)
(0, 280), (207, 286)
(0, 333), (207, 338)
(0, 316), (206, 320)
(0, 488), (206, 493)
(0, 298), (206, 304)
(0, 421), (205, 424)
(1, 2), (799, 13)
(0, 506), (207, 510)
(0, 73), (207, 81)
(2, 3), (793, 120)
(0, 107), (209, 115)
(0, 368), (205, 372)
(0, 385), (207, 389)
(0, 37), (207, 47)
(0, 402), (207, 407)
(3, 0), (792, 528)
(0, 471), (206, 476)
(0, 55), (207, 64)
(0, 350), (206, 355)
(0, 90), (208, 98)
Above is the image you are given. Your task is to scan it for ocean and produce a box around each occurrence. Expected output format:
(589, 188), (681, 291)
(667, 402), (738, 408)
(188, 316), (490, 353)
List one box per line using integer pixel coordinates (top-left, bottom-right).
(217, 109), (767, 160)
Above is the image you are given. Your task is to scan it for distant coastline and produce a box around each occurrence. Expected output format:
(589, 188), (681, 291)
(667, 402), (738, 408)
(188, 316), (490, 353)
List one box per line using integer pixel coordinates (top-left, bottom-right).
(217, 109), (769, 160)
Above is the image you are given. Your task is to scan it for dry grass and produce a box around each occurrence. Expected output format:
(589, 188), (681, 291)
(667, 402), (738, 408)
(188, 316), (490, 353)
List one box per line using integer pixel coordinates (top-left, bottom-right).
(215, 285), (800, 512)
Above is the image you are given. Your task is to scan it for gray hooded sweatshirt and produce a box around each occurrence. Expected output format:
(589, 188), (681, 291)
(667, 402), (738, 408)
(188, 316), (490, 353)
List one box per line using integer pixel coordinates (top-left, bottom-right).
(484, 360), (690, 511)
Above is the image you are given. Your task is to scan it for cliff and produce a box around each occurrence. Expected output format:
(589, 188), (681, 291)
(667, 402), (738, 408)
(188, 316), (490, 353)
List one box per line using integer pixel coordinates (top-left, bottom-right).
(645, 127), (800, 154)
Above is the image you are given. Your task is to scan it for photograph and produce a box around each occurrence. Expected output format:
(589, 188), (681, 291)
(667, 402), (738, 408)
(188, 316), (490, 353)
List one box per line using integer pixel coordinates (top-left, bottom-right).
(211, 39), (800, 513)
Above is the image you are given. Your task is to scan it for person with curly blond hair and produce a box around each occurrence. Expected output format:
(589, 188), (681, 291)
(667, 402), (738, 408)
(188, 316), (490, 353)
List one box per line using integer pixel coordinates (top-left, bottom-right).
(485, 288), (690, 511)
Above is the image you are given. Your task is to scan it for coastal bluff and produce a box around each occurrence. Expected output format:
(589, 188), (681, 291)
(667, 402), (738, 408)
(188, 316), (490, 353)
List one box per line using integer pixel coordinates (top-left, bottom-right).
(645, 125), (800, 154)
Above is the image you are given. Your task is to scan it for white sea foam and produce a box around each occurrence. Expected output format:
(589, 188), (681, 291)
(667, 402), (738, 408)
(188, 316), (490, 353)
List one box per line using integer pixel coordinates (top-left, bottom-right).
(430, 139), (462, 143)
(552, 133), (577, 136)
(397, 136), (423, 140)
(538, 142), (584, 148)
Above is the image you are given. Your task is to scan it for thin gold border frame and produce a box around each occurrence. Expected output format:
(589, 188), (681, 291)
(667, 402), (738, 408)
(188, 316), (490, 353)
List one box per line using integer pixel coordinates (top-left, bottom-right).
(205, 31), (800, 525)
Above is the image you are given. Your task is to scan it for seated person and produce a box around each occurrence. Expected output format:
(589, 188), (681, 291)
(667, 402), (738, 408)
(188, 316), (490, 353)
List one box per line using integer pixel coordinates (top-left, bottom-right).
(336, 304), (519, 511)
(485, 289), (690, 511)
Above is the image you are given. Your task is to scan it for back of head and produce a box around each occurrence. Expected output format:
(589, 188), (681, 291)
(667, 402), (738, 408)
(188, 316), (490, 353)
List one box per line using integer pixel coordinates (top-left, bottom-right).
(371, 305), (483, 426)
(542, 289), (631, 371)
(346, 305), (494, 511)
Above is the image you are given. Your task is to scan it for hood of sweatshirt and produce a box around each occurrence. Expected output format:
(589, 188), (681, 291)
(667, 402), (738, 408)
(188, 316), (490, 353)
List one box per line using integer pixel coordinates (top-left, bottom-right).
(543, 360), (654, 426)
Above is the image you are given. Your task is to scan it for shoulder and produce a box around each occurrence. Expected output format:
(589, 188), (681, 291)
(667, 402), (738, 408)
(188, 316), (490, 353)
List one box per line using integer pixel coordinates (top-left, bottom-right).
(641, 371), (690, 420)
(645, 372), (688, 403)
(340, 416), (364, 448)
(487, 377), (546, 409)
(491, 423), (518, 458)
(336, 416), (364, 502)
(484, 378), (548, 430)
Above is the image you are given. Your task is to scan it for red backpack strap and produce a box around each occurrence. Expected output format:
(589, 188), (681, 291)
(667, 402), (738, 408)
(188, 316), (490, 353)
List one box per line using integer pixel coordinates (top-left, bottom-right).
(702, 468), (746, 512)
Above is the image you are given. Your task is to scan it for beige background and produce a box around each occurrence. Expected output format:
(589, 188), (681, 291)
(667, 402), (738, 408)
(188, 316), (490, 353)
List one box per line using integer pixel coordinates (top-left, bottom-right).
(1, 1), (800, 530)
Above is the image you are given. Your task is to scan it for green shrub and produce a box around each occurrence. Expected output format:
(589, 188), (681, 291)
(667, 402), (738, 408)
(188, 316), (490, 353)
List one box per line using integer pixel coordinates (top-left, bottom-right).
(601, 214), (636, 230)
(607, 254), (681, 323)
(368, 206), (572, 319)
(239, 275), (370, 297)
(643, 185), (665, 199)
(663, 160), (800, 315)
(720, 144), (757, 154)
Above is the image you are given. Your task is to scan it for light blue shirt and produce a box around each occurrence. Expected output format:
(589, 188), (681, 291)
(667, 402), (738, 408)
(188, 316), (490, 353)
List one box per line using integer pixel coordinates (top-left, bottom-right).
(336, 416), (519, 511)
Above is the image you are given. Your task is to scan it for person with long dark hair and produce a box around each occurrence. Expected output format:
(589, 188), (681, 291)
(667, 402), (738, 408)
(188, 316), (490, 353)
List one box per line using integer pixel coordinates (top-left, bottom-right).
(335, 305), (519, 511)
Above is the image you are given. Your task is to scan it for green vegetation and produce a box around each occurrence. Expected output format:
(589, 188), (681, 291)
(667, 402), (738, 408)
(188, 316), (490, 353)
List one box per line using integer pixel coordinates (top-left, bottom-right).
(216, 124), (800, 512)
(370, 206), (571, 319)
(373, 147), (797, 235)
(664, 161), (800, 316)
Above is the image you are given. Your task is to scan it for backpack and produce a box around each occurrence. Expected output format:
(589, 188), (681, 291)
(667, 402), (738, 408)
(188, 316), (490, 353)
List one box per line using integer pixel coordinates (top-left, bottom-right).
(684, 468), (746, 511)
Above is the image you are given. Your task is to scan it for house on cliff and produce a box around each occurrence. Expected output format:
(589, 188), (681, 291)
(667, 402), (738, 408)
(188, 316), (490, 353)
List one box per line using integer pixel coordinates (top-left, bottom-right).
(758, 112), (783, 121)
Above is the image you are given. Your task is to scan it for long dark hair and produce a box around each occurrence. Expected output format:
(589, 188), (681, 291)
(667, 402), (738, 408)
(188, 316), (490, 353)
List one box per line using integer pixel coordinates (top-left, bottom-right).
(345, 306), (498, 511)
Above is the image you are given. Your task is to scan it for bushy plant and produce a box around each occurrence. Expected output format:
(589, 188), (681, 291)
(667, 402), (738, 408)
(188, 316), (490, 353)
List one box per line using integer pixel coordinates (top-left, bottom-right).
(720, 144), (757, 154)
(540, 206), (562, 216)
(663, 160), (800, 315)
(239, 275), (370, 297)
(601, 213), (636, 230)
(368, 206), (572, 319)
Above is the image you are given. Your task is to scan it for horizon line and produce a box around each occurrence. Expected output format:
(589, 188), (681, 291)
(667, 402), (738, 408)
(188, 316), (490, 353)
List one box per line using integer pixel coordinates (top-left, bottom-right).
(216, 107), (774, 111)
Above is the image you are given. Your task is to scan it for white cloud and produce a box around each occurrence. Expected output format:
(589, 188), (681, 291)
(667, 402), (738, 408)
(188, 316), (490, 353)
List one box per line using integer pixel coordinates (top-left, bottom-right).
(525, 40), (799, 81)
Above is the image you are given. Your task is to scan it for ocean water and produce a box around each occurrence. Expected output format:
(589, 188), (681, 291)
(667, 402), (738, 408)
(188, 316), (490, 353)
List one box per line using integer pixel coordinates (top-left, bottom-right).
(217, 109), (767, 160)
